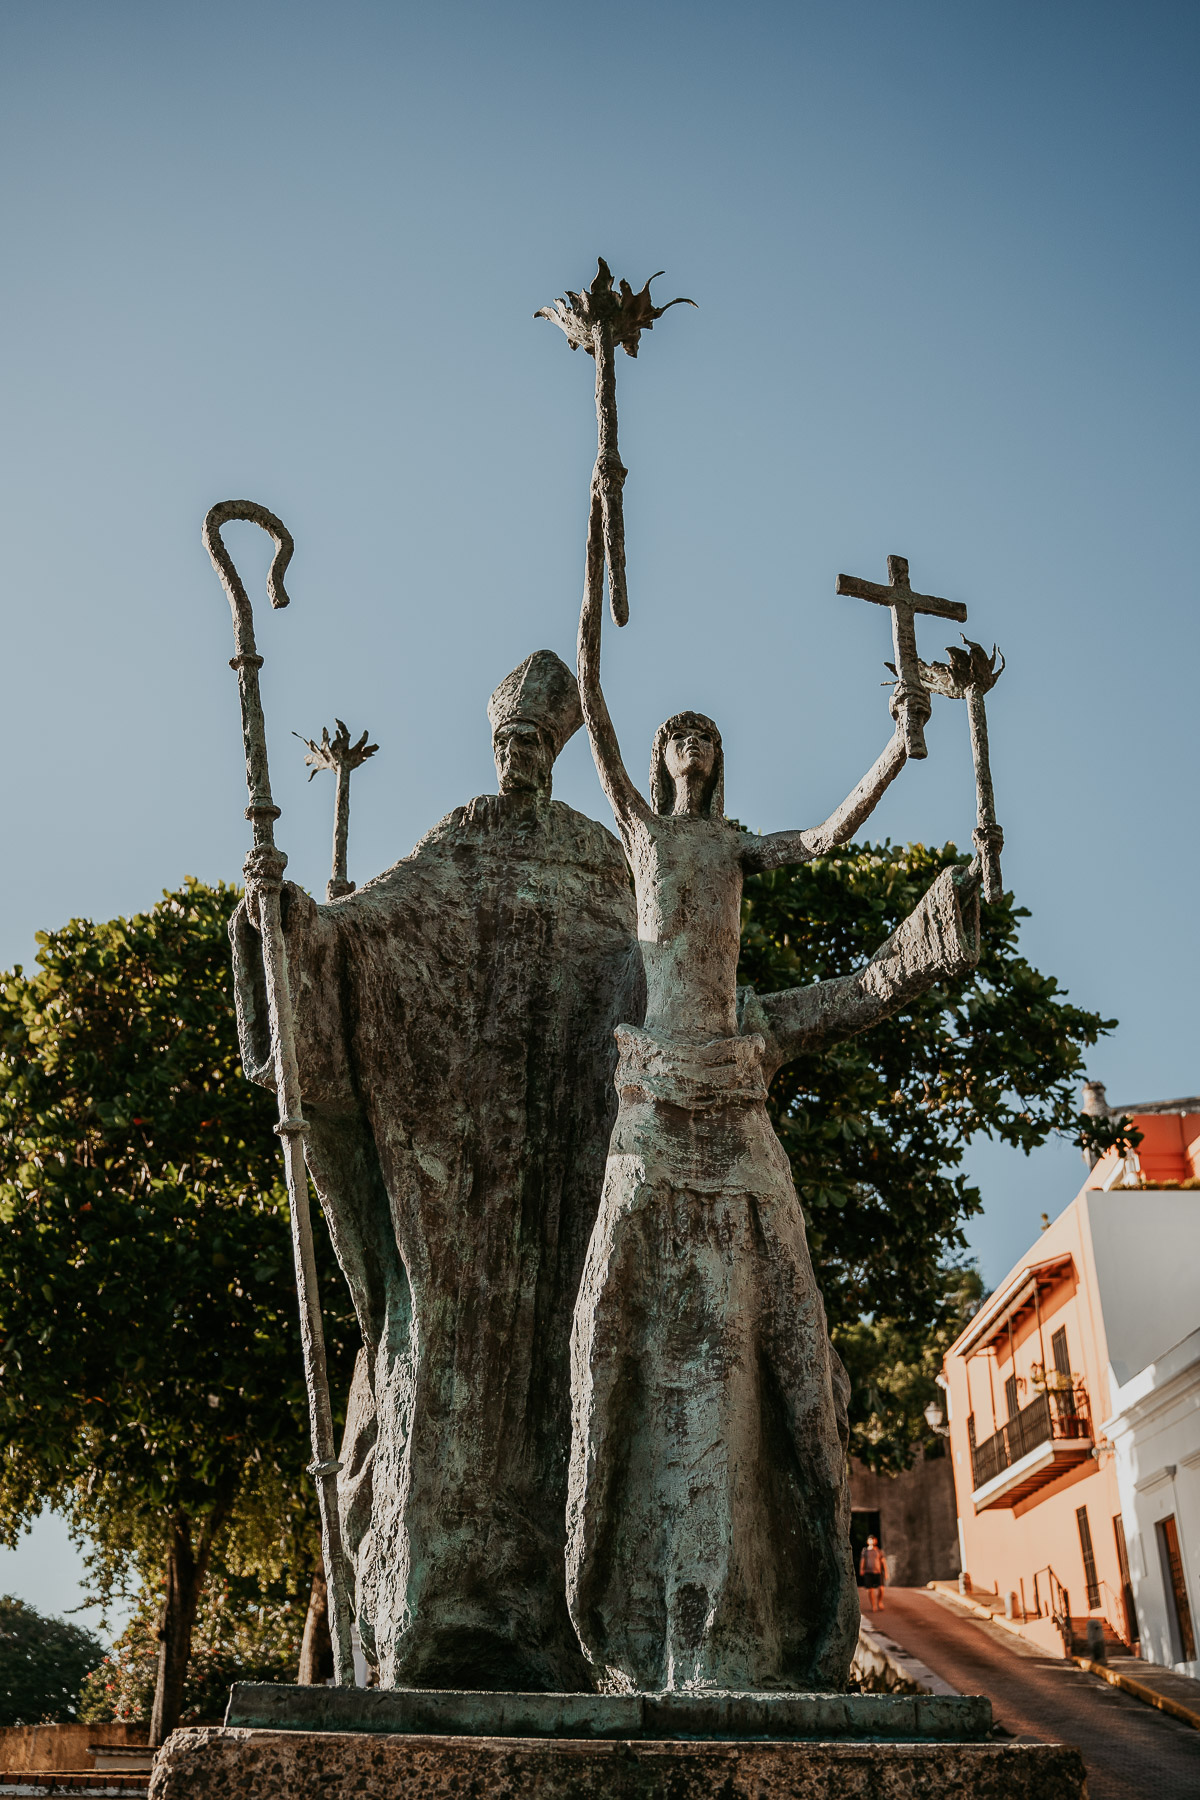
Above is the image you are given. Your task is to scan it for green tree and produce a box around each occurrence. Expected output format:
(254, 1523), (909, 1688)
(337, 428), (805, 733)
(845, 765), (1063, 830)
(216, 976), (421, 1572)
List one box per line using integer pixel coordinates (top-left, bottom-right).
(739, 840), (1111, 1463)
(79, 1573), (305, 1727)
(834, 1263), (984, 1472)
(0, 844), (1111, 1724)
(0, 881), (355, 1743)
(1076, 1109), (1144, 1165)
(0, 1594), (105, 1726)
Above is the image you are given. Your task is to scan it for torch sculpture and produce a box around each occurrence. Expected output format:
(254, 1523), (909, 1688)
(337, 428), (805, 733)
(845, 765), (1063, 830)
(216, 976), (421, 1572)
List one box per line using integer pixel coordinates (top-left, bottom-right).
(537, 257), (694, 625)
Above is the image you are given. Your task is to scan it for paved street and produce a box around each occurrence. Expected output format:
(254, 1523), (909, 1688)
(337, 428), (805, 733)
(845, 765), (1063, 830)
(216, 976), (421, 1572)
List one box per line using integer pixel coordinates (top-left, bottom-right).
(870, 1588), (1200, 1800)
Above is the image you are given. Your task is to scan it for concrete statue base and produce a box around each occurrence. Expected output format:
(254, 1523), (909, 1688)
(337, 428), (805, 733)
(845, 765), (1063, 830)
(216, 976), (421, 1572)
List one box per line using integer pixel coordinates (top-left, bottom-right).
(148, 1686), (1087, 1799)
(222, 1681), (993, 1739)
(150, 1725), (1086, 1800)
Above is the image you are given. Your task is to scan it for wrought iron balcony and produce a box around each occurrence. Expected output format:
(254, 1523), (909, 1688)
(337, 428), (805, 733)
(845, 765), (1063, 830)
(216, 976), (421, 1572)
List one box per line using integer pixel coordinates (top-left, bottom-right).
(970, 1388), (1093, 1510)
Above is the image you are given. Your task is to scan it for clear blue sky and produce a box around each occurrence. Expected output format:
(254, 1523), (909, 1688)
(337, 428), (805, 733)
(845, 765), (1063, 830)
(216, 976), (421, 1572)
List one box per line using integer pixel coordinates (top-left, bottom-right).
(1, 1), (1196, 1624)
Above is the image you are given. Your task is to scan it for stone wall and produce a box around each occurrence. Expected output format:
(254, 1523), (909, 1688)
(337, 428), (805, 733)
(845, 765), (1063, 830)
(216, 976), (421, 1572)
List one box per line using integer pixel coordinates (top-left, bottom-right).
(0, 1721), (148, 1772)
(850, 1450), (960, 1587)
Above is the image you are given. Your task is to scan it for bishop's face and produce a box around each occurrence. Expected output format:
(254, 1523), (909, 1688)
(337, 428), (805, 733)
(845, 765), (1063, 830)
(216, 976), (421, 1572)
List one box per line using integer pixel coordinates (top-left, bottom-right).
(493, 720), (554, 796)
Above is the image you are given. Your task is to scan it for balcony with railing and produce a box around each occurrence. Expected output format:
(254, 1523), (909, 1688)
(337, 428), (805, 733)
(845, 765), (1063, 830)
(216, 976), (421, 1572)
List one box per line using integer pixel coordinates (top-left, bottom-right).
(970, 1386), (1093, 1510)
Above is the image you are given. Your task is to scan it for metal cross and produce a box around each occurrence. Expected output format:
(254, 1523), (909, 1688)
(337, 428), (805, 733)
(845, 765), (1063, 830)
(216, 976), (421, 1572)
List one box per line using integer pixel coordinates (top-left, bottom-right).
(836, 555), (968, 759)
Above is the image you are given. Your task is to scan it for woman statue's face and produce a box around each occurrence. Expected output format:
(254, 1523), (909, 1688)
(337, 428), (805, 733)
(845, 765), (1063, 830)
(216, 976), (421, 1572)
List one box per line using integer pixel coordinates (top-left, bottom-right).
(665, 727), (715, 785)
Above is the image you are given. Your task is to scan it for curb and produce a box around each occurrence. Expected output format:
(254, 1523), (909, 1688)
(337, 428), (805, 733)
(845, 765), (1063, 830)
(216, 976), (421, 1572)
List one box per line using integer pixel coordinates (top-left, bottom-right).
(1073, 1656), (1200, 1732)
(855, 1620), (960, 1698)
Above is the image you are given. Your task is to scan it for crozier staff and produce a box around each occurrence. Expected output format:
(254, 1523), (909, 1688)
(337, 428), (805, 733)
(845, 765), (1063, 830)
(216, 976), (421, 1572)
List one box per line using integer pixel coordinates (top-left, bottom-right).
(204, 500), (356, 1686)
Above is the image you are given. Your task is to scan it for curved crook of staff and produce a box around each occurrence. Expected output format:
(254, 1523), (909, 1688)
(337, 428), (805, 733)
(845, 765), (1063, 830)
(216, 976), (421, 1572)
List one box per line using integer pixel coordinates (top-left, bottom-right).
(203, 501), (357, 1688)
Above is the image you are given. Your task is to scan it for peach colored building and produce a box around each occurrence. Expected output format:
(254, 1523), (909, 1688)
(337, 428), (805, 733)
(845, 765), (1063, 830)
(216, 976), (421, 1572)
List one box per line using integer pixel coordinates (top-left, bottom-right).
(941, 1092), (1200, 1656)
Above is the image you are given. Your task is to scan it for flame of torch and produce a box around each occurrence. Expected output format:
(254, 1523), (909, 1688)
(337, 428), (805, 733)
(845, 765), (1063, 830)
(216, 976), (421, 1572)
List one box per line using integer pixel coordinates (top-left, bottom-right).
(537, 257), (695, 625)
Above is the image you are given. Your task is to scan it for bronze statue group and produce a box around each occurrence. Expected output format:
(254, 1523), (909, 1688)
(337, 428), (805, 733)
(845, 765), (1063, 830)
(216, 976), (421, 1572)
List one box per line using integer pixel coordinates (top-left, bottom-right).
(215, 260), (1000, 1698)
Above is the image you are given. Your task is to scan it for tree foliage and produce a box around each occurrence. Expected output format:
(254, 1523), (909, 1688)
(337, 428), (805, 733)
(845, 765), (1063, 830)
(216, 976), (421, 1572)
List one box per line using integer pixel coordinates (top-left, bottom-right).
(0, 1595), (105, 1726)
(1076, 1109), (1143, 1164)
(79, 1578), (304, 1726)
(740, 841), (1111, 1463)
(835, 1263), (984, 1472)
(0, 847), (1111, 1693)
(0, 880), (355, 1733)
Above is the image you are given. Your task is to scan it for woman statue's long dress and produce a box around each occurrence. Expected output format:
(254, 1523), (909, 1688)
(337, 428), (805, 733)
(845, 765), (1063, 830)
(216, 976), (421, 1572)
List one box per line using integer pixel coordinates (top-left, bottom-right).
(565, 513), (982, 1694)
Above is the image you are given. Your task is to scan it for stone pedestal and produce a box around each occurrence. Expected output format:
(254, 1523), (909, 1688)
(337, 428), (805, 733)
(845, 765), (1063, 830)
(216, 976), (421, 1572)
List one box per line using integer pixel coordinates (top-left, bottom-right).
(222, 1682), (993, 1740)
(150, 1726), (1087, 1799)
(148, 1688), (1087, 1798)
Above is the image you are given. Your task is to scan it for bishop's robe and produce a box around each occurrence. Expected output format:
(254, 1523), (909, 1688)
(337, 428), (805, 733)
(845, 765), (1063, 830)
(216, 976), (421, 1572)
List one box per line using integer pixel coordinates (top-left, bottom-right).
(231, 791), (641, 1690)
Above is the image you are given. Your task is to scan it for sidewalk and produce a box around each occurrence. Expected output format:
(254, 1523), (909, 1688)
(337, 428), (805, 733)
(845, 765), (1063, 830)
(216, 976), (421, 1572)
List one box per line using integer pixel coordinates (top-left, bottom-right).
(925, 1579), (1200, 1729)
(871, 1587), (1200, 1800)
(1077, 1653), (1200, 1732)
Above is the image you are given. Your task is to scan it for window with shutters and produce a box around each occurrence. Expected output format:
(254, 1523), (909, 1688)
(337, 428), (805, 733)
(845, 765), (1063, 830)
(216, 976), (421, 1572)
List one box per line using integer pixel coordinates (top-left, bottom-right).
(1052, 1325), (1077, 1418)
(1076, 1505), (1101, 1610)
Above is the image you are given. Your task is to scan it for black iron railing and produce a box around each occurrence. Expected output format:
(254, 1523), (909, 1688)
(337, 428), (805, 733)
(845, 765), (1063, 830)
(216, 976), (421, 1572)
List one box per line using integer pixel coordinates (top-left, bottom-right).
(970, 1388), (1091, 1491)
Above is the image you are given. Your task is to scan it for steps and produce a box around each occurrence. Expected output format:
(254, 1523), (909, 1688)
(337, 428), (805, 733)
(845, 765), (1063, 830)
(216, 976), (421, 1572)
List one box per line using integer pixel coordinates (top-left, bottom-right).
(926, 1582), (1130, 1660)
(1067, 1616), (1127, 1658)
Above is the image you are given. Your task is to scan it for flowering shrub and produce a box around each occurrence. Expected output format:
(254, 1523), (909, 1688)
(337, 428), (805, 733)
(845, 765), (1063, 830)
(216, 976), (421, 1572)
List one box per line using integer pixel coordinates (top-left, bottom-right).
(79, 1582), (304, 1724)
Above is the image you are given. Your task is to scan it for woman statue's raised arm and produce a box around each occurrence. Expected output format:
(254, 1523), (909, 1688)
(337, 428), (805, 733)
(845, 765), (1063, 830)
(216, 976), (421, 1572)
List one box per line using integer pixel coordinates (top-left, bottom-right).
(577, 491), (653, 831)
(744, 726), (907, 874)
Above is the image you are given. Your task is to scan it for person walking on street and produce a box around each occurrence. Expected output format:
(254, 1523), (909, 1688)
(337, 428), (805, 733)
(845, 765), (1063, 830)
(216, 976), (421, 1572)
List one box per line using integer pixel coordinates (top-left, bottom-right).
(859, 1535), (889, 1612)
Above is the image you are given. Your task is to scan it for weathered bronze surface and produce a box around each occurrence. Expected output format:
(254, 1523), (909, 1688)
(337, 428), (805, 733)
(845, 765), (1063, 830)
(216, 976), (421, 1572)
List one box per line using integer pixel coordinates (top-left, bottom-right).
(295, 720), (378, 901)
(222, 1681), (994, 1740)
(836, 554), (968, 759)
(205, 500), (356, 1691)
(537, 258), (694, 626)
(218, 259), (1010, 1707)
(565, 524), (981, 1692)
(231, 652), (641, 1693)
(906, 639), (1006, 901)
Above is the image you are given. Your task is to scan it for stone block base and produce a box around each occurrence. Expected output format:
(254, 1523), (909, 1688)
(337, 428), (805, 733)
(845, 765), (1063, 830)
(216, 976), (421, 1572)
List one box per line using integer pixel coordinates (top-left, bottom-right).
(150, 1727), (1087, 1799)
(223, 1681), (991, 1740)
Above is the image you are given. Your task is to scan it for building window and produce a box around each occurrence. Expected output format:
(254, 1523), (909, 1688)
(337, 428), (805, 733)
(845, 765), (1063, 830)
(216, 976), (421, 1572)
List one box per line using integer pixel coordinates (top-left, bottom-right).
(1076, 1505), (1101, 1611)
(1113, 1515), (1137, 1647)
(1004, 1374), (1019, 1419)
(1051, 1326), (1070, 1375)
(1156, 1515), (1196, 1664)
(1052, 1326), (1077, 1419)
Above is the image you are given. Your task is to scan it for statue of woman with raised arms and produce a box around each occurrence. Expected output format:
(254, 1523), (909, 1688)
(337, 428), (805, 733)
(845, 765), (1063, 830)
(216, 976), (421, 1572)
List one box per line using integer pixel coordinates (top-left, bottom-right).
(564, 531), (983, 1696)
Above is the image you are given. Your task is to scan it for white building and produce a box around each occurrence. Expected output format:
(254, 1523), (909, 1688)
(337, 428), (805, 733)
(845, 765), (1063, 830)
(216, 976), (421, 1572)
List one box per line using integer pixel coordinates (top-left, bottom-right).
(1104, 1324), (1200, 1676)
